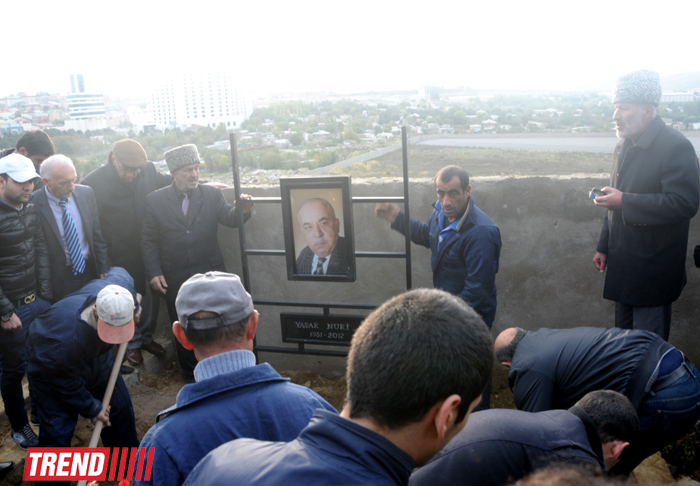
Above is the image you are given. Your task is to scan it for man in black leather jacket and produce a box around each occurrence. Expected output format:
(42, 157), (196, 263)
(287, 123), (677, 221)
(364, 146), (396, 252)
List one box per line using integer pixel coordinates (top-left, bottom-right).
(0, 153), (53, 449)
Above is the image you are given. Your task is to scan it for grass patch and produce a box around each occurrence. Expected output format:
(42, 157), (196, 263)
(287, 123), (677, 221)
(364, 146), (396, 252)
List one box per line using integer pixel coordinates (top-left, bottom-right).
(342, 146), (612, 179)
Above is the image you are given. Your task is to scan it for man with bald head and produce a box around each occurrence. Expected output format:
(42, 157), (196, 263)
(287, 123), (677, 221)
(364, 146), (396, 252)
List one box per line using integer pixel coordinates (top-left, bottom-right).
(494, 326), (700, 474)
(295, 197), (351, 275)
(31, 155), (110, 300)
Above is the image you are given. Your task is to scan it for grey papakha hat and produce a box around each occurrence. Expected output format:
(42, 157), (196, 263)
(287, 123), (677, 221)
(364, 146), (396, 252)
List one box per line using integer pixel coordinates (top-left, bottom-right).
(164, 144), (201, 173)
(175, 271), (254, 332)
(612, 70), (662, 106)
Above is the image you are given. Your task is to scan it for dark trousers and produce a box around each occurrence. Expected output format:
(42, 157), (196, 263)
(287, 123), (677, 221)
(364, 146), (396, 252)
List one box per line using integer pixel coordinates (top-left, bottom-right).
(129, 283), (160, 349)
(0, 296), (50, 431)
(164, 282), (197, 377)
(615, 302), (672, 341)
(473, 315), (493, 412)
(54, 260), (98, 301)
(32, 373), (138, 486)
(33, 373), (138, 447)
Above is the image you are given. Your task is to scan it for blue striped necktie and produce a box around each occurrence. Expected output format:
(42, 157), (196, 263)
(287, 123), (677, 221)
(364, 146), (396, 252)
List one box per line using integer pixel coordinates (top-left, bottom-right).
(59, 198), (86, 275)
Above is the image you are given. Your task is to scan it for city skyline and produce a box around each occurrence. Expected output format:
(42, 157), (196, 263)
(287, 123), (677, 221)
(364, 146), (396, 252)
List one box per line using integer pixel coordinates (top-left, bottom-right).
(3, 0), (699, 100)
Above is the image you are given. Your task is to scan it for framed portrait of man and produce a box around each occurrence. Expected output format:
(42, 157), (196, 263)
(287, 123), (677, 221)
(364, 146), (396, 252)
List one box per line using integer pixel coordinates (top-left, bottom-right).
(280, 176), (356, 282)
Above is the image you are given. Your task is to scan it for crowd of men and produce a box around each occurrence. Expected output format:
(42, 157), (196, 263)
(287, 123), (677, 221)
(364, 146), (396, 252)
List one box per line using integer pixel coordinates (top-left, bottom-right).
(1, 68), (700, 484)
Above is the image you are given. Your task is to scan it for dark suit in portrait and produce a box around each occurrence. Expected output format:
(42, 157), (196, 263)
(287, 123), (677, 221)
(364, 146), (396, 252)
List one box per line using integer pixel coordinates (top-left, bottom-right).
(296, 236), (351, 275)
(31, 185), (111, 300)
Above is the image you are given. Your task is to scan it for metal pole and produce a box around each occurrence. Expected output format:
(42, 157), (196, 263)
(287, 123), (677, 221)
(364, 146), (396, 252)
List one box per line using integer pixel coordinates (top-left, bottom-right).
(401, 126), (412, 290)
(229, 132), (251, 291)
(229, 132), (257, 361)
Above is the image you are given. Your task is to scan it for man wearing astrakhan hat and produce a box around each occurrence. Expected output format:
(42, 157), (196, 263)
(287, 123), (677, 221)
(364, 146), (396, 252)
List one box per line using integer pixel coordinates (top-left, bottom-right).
(592, 70), (700, 340)
(83, 139), (173, 366)
(27, 267), (139, 457)
(141, 144), (253, 378)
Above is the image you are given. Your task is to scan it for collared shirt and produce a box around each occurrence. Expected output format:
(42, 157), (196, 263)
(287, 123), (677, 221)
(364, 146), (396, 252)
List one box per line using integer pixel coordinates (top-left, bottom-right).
(173, 183), (194, 202)
(44, 187), (89, 260)
(194, 349), (256, 382)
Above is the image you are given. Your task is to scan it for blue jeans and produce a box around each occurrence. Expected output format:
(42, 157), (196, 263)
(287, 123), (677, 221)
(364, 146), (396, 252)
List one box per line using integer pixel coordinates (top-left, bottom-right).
(0, 296), (51, 431)
(614, 358), (700, 475)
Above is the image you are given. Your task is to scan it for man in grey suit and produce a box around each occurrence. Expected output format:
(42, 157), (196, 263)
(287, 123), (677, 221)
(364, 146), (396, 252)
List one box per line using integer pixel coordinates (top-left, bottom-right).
(31, 155), (110, 300)
(295, 198), (351, 276)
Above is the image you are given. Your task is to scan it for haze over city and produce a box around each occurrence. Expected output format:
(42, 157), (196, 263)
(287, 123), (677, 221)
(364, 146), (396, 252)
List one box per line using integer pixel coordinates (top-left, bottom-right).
(3, 0), (699, 99)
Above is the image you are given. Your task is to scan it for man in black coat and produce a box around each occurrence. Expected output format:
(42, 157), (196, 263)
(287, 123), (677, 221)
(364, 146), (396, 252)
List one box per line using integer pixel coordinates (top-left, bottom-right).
(31, 155), (111, 300)
(82, 139), (172, 366)
(592, 70), (700, 340)
(495, 326), (700, 475)
(409, 390), (639, 486)
(141, 144), (252, 377)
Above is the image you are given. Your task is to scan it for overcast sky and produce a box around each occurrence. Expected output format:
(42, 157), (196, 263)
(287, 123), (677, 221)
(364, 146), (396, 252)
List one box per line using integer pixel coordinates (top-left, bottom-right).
(3, 0), (698, 99)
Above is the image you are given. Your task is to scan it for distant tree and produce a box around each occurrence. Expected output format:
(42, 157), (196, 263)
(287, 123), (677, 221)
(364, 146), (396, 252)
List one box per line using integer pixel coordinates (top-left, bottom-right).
(289, 132), (303, 146)
(343, 126), (358, 141)
(202, 151), (230, 172)
(214, 123), (228, 140)
(260, 150), (284, 169)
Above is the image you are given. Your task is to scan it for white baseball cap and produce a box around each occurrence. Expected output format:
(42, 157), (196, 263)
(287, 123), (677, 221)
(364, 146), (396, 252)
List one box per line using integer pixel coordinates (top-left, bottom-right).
(0, 153), (40, 183)
(95, 285), (135, 344)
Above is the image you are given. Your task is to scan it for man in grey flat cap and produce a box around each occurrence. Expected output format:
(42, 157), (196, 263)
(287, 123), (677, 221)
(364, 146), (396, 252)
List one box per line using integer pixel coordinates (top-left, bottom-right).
(135, 272), (335, 486)
(592, 70), (700, 340)
(141, 144), (253, 377)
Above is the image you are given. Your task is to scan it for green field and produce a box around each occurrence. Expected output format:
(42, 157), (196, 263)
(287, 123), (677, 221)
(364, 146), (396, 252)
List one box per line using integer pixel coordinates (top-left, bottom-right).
(326, 145), (613, 179)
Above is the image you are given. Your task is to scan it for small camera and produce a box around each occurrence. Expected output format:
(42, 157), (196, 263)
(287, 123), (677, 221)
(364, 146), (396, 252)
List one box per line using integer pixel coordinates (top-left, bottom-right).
(589, 188), (606, 199)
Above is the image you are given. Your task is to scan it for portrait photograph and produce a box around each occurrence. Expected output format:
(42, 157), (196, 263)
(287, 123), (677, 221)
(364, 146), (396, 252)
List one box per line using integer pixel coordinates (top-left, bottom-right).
(280, 176), (356, 282)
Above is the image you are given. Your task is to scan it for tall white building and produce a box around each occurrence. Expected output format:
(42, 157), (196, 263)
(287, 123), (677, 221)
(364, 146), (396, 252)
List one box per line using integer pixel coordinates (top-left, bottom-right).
(150, 72), (251, 130)
(64, 74), (107, 131)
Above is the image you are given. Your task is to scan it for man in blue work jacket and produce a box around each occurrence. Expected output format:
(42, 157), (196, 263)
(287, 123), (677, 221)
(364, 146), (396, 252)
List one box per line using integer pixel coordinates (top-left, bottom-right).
(27, 267), (139, 459)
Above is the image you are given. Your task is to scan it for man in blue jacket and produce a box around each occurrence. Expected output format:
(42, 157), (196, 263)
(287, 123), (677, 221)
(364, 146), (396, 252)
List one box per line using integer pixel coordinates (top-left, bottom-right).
(135, 271), (336, 486)
(376, 165), (501, 410)
(184, 288), (494, 486)
(409, 390), (639, 486)
(376, 165), (501, 328)
(27, 268), (139, 458)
